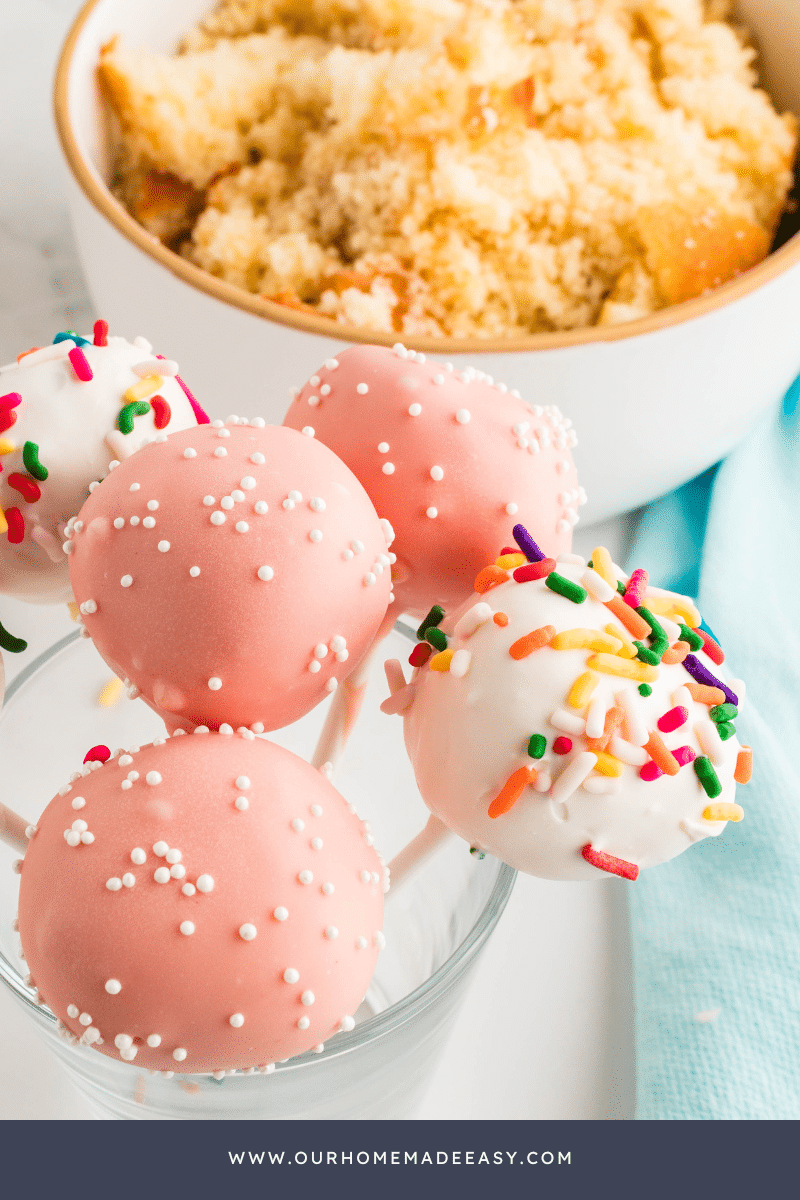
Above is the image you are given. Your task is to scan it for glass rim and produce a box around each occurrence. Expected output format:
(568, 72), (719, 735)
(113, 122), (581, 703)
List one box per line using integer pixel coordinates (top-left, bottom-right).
(0, 628), (516, 1075)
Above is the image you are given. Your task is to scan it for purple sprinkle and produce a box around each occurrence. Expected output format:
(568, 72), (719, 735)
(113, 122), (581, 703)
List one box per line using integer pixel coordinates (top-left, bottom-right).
(512, 524), (545, 563)
(672, 745), (696, 767)
(682, 655), (738, 707)
(157, 356), (209, 425)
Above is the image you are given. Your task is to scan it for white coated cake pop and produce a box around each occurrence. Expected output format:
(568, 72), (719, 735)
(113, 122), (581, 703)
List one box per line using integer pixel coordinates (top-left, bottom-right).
(396, 530), (751, 881)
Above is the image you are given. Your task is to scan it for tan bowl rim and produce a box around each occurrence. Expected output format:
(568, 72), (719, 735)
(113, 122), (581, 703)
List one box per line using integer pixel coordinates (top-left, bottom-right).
(54, 0), (800, 354)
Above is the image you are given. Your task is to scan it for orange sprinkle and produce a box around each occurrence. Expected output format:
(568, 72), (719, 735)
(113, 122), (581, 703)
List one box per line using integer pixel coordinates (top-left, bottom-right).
(645, 730), (680, 776)
(587, 706), (624, 752)
(495, 552), (527, 570)
(703, 803), (744, 823)
(474, 565), (509, 594)
(0, 439), (16, 455)
(685, 682), (726, 706)
(0, 506), (7, 536)
(734, 746), (753, 784)
(604, 594), (651, 639)
(567, 671), (598, 709)
(591, 546), (617, 588)
(493, 612), (509, 627)
(509, 625), (555, 660)
(17, 347), (41, 362)
(661, 640), (690, 665)
(488, 766), (535, 818)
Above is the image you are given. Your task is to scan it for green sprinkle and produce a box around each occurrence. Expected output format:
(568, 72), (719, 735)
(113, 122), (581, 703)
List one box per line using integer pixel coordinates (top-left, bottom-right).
(679, 623), (704, 652)
(416, 604), (445, 641)
(425, 626), (448, 652)
(638, 684), (652, 697)
(694, 755), (722, 798)
(587, 559), (593, 569)
(545, 572), (587, 604)
(709, 703), (738, 724)
(717, 722), (737, 741)
(634, 642), (660, 666)
(469, 847), (486, 860)
(527, 733), (547, 759)
(0, 619), (27, 654)
(22, 441), (47, 481)
(118, 400), (151, 434)
(617, 580), (626, 595)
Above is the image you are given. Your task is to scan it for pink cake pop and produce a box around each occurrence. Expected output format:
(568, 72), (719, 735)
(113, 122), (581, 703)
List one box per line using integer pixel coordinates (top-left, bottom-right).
(283, 344), (584, 617)
(66, 422), (394, 732)
(17, 731), (385, 1073)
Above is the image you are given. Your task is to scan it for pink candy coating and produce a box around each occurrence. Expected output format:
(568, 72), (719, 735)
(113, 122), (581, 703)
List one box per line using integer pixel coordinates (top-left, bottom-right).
(283, 345), (582, 617)
(68, 424), (393, 732)
(18, 734), (384, 1072)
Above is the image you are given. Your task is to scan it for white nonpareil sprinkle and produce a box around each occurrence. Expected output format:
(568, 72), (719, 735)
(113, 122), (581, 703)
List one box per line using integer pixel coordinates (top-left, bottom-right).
(257, 565), (274, 582)
(64, 831), (81, 846)
(356, 383), (369, 394)
(210, 511), (225, 526)
(301, 990), (315, 1006)
(71, 796), (85, 808)
(196, 874), (214, 893)
(377, 442), (389, 453)
(147, 1034), (162, 1048)
(147, 500), (159, 511)
(184, 448), (197, 458)
(120, 575), (133, 588)
(324, 926), (338, 940)
(154, 867), (170, 884)
(356, 937), (368, 950)
(221, 496), (234, 510)
(173, 1049), (187, 1062)
(505, 502), (519, 515)
(308, 660), (321, 674)
(273, 907), (289, 921)
(229, 1013), (244, 1028)
(291, 818), (305, 832)
(106, 877), (122, 891)
(298, 1016), (310, 1030)
(179, 921), (195, 936)
(311, 837), (323, 850)
(310, 804), (323, 816)
(430, 466), (444, 481)
(313, 643), (328, 659)
(208, 677), (222, 690)
(182, 883), (196, 896)
(165, 848), (182, 864)
(143, 517), (156, 529)
(153, 841), (168, 856)
(360, 870), (371, 883)
(115, 1033), (132, 1050)
(382, 463), (395, 475)
(251, 452), (266, 465)
(146, 772), (162, 786)
(80, 831), (95, 845)
(301, 426), (314, 437)
(309, 496), (326, 511)
(235, 776), (250, 790)
(105, 979), (122, 994)
(298, 870), (313, 885)
(408, 403), (422, 416)
(234, 796), (249, 810)
(374, 931), (387, 950)
(426, 507), (438, 519)
(129, 482), (140, 492)
(254, 501), (268, 515)
(240, 476), (256, 490)
(309, 529), (323, 542)
(236, 521), (249, 533)
(122, 873), (136, 888)
(363, 572), (376, 586)
(220, 724), (233, 735)
(283, 968), (300, 984)
(340, 1016), (355, 1032)
(238, 923), (257, 941)
(216, 427), (231, 438)
(80, 599), (97, 614)
(129, 516), (140, 526)
(322, 882), (335, 895)
(325, 678), (338, 693)
(214, 447), (227, 457)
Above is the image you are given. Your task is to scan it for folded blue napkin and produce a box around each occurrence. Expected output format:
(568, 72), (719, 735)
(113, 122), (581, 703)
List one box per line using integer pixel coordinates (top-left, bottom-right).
(625, 378), (800, 1120)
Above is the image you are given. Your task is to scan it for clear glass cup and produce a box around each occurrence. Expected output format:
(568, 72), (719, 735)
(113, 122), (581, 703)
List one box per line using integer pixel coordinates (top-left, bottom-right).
(0, 624), (515, 1119)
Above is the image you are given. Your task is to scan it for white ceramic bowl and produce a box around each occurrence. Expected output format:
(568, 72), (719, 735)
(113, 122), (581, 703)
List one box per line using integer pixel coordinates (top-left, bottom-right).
(55, 0), (800, 523)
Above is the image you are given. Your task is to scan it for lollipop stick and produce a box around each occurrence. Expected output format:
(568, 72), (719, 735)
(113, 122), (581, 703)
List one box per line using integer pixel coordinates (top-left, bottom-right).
(387, 814), (452, 892)
(0, 801), (28, 855)
(311, 607), (397, 772)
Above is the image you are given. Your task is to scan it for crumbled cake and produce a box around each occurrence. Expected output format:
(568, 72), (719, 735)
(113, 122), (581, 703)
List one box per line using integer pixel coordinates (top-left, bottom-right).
(100, 0), (797, 337)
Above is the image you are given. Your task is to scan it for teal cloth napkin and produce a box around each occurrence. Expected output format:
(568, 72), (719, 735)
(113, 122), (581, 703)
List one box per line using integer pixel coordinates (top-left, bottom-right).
(625, 379), (800, 1120)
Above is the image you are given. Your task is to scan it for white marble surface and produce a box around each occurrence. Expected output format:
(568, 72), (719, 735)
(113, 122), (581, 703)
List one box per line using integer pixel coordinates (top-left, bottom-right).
(0, 0), (635, 1120)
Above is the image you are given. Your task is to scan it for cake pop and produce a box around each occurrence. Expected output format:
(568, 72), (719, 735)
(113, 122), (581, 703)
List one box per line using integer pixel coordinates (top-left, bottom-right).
(393, 528), (751, 881)
(0, 322), (205, 612)
(67, 422), (394, 732)
(283, 344), (584, 617)
(17, 731), (385, 1073)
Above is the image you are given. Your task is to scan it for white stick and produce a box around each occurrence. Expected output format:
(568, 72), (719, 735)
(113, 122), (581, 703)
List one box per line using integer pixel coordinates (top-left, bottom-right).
(1, 801), (28, 855)
(387, 814), (452, 893)
(311, 607), (397, 772)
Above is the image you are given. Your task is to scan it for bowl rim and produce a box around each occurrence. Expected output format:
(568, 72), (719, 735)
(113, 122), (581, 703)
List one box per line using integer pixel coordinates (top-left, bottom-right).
(54, 0), (800, 355)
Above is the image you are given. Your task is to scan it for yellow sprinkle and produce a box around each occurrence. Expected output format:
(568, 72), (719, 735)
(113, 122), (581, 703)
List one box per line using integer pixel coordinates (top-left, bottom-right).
(552, 628), (623, 654)
(123, 374), (163, 403)
(66, 601), (80, 622)
(98, 676), (125, 708)
(645, 595), (701, 629)
(592, 751), (625, 777)
(495, 552), (526, 570)
(605, 623), (637, 659)
(0, 506), (7, 535)
(0, 438), (16, 455)
(430, 648), (455, 672)
(703, 803), (744, 823)
(591, 546), (616, 588)
(567, 670), (598, 709)
(586, 653), (658, 683)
